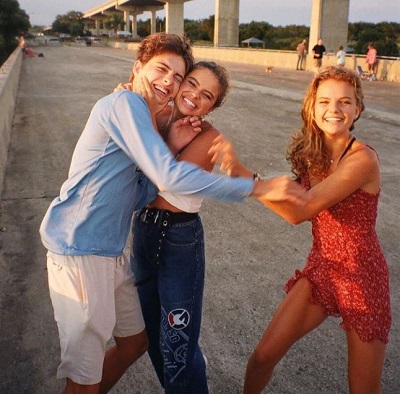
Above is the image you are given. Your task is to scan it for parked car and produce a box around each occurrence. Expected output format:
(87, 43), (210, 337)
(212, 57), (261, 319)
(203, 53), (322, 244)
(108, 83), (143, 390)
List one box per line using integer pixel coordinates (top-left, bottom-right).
(116, 31), (132, 38)
(47, 37), (61, 44)
(89, 37), (102, 44)
(75, 37), (92, 46)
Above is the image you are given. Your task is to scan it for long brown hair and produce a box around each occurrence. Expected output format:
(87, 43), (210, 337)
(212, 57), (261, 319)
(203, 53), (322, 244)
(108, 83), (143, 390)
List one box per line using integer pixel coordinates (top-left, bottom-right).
(287, 66), (365, 179)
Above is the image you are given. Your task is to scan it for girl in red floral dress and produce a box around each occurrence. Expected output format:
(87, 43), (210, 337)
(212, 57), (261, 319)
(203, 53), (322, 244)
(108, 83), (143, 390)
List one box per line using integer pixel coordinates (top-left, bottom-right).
(209, 66), (391, 394)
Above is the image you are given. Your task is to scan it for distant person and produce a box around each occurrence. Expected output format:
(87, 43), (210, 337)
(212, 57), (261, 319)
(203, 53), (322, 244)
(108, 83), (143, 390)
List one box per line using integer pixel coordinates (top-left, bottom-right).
(25, 47), (35, 58)
(336, 45), (346, 66)
(312, 38), (326, 73)
(366, 43), (378, 80)
(18, 35), (26, 50)
(19, 35), (34, 57)
(296, 39), (307, 70)
(210, 66), (391, 394)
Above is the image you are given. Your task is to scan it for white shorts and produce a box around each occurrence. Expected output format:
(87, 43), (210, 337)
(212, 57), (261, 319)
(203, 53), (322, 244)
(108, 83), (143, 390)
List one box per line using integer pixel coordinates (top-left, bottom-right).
(47, 251), (145, 385)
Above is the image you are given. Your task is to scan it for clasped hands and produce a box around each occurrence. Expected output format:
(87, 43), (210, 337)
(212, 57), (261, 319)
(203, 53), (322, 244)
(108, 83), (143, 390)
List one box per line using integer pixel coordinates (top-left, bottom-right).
(208, 135), (309, 206)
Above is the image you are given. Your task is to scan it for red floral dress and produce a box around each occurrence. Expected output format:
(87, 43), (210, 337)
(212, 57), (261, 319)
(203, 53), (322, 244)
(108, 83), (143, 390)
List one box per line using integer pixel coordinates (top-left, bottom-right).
(285, 175), (391, 343)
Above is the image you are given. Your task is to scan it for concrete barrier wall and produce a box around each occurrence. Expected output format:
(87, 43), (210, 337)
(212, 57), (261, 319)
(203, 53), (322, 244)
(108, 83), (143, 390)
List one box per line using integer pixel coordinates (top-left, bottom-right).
(193, 47), (400, 82)
(0, 47), (23, 196)
(113, 42), (400, 82)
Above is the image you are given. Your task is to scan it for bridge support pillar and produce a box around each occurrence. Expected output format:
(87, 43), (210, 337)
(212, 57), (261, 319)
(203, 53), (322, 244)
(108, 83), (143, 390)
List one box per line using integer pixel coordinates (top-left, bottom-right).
(309, 0), (350, 53)
(124, 11), (130, 32)
(117, 5), (145, 38)
(147, 6), (162, 34)
(214, 0), (239, 47)
(95, 18), (101, 36)
(160, 0), (187, 36)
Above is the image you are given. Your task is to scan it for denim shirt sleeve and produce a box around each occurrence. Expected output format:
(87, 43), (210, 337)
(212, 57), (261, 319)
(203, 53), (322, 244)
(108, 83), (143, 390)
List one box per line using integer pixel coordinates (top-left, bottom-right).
(103, 91), (254, 202)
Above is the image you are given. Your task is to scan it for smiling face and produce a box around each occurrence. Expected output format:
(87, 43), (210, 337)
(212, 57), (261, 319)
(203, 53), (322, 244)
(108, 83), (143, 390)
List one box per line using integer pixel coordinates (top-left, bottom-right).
(314, 79), (361, 138)
(174, 67), (221, 117)
(132, 52), (186, 107)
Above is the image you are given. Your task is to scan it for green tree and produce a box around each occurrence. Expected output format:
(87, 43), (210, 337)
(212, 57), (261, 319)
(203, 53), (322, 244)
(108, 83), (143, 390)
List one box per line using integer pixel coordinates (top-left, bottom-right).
(265, 24), (309, 49)
(184, 15), (214, 43)
(374, 22), (400, 56)
(184, 19), (211, 42)
(0, 0), (30, 64)
(348, 22), (400, 56)
(52, 11), (84, 36)
(155, 17), (166, 33)
(137, 19), (150, 37)
(376, 38), (399, 57)
(69, 19), (84, 36)
(239, 21), (273, 43)
(104, 13), (125, 34)
(136, 16), (165, 37)
(201, 16), (214, 42)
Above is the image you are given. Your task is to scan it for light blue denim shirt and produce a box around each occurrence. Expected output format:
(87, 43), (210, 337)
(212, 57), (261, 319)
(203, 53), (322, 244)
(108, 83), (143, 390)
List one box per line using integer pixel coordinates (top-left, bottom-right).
(40, 90), (254, 256)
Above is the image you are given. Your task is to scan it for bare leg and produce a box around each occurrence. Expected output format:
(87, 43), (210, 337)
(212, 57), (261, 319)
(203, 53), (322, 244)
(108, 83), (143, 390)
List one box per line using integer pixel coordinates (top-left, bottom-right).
(63, 331), (147, 394)
(346, 329), (386, 394)
(243, 278), (327, 394)
(64, 378), (100, 394)
(99, 330), (148, 394)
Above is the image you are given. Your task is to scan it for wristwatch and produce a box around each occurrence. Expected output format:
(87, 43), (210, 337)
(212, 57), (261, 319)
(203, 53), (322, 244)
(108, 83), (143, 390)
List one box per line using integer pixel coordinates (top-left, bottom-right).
(253, 172), (262, 181)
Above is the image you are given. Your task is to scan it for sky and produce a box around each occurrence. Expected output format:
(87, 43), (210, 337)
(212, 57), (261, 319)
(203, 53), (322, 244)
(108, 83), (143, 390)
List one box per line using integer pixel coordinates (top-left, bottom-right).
(18, 0), (399, 28)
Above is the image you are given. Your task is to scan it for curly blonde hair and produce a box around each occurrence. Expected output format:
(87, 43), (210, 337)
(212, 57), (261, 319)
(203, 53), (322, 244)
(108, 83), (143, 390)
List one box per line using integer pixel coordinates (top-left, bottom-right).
(287, 66), (365, 179)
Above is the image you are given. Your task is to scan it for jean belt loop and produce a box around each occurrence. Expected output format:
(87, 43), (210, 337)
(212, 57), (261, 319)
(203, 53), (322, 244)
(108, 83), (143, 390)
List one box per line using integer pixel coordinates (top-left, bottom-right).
(116, 255), (124, 267)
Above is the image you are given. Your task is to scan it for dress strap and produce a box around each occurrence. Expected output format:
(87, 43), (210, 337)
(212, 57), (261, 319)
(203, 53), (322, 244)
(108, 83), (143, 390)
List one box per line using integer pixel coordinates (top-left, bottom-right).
(338, 136), (356, 163)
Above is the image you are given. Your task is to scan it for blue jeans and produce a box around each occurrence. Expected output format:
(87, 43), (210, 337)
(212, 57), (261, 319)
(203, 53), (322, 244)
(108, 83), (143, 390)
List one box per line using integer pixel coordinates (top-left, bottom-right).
(131, 208), (208, 394)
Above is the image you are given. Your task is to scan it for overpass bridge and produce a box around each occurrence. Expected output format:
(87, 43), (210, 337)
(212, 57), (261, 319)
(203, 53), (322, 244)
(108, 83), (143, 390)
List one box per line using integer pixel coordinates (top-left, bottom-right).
(0, 45), (399, 393)
(84, 0), (171, 38)
(84, 0), (351, 52)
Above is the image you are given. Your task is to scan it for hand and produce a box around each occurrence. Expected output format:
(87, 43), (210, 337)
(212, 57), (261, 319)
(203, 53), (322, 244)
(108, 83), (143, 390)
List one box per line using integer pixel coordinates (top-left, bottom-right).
(254, 176), (308, 205)
(114, 82), (132, 92)
(167, 116), (203, 155)
(208, 134), (241, 176)
(132, 75), (167, 117)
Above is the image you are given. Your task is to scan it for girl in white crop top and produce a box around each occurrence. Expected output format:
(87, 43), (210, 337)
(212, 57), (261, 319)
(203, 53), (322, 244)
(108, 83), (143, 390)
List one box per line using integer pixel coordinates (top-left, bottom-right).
(131, 62), (231, 393)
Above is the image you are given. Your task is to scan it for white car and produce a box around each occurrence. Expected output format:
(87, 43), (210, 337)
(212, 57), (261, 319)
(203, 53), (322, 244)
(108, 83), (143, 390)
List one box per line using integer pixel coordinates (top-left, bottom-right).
(116, 31), (132, 38)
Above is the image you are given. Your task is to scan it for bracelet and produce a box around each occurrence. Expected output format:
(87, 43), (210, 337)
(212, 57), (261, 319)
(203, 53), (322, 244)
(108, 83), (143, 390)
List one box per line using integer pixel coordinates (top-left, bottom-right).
(253, 172), (262, 181)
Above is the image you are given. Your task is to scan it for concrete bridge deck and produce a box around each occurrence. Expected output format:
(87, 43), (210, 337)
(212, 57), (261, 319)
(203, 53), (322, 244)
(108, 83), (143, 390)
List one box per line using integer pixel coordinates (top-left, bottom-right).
(0, 45), (399, 393)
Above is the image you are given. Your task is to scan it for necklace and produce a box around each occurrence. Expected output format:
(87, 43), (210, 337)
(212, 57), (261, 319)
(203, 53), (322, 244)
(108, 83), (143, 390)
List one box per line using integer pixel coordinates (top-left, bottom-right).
(160, 111), (173, 132)
(160, 103), (178, 133)
(330, 136), (356, 164)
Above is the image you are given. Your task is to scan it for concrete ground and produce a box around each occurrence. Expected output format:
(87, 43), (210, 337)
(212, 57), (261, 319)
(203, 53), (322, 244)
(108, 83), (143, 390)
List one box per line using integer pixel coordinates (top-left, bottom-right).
(0, 45), (399, 393)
